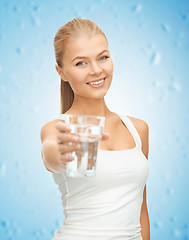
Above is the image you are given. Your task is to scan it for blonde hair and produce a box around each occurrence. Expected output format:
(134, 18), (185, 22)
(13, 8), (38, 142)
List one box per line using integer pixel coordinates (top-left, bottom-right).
(53, 18), (108, 114)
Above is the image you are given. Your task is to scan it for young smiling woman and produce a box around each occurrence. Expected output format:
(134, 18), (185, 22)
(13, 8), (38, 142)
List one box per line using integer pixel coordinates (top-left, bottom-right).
(40, 18), (150, 240)
(55, 33), (113, 105)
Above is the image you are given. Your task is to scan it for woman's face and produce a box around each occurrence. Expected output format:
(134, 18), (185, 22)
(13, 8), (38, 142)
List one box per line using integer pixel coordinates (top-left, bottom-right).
(58, 33), (114, 99)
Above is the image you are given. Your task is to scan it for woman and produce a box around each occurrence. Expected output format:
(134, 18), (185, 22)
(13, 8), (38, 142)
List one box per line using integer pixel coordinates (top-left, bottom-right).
(40, 18), (150, 240)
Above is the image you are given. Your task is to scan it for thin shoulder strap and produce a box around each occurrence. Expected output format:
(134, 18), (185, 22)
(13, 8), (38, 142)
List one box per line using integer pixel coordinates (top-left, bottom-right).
(118, 113), (142, 150)
(53, 114), (65, 121)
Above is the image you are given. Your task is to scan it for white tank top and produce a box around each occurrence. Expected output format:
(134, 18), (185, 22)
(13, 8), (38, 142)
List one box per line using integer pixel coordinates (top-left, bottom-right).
(52, 113), (149, 240)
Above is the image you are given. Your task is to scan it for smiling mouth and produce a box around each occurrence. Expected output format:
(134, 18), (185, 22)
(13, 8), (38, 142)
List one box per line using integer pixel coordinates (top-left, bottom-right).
(87, 77), (106, 85)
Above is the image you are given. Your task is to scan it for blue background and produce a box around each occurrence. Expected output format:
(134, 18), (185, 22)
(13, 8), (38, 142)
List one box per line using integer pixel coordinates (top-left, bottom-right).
(0, 0), (189, 239)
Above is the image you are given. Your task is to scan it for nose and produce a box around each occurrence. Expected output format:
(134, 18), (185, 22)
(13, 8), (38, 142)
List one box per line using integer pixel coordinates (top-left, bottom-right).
(90, 62), (103, 75)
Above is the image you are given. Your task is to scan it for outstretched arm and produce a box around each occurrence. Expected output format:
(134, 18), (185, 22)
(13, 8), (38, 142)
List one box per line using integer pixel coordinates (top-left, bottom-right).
(139, 120), (150, 240)
(140, 185), (150, 240)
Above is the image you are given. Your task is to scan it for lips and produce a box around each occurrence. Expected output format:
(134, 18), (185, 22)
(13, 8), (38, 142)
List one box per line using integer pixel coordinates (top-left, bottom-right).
(87, 77), (106, 84)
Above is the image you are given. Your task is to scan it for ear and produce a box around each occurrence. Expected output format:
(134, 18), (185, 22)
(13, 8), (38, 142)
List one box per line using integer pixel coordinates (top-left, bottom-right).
(55, 64), (69, 82)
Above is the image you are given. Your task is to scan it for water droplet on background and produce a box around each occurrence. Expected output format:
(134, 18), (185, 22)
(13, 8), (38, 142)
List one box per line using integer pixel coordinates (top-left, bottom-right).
(178, 32), (185, 39)
(152, 80), (164, 88)
(0, 33), (6, 42)
(16, 47), (25, 55)
(132, 4), (143, 13)
(154, 221), (162, 228)
(182, 236), (189, 240)
(161, 23), (170, 32)
(18, 20), (26, 29)
(55, 219), (61, 227)
(14, 161), (21, 169)
(23, 187), (31, 195)
(173, 229), (181, 238)
(181, 13), (188, 20)
(31, 105), (40, 114)
(1, 220), (9, 228)
(170, 216), (177, 222)
(150, 52), (161, 65)
(87, 4), (96, 12)
(166, 188), (174, 195)
(174, 42), (182, 48)
(30, 13), (41, 26)
(0, 162), (7, 176)
(163, 172), (171, 180)
(33, 5), (39, 12)
(168, 77), (182, 93)
(12, 6), (18, 12)
(183, 223), (188, 230)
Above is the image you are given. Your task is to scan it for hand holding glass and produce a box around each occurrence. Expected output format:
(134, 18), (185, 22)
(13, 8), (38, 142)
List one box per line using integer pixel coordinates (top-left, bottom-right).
(58, 114), (105, 177)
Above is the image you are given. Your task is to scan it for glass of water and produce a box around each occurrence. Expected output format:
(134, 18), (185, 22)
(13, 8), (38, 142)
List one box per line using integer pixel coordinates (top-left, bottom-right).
(60, 114), (105, 177)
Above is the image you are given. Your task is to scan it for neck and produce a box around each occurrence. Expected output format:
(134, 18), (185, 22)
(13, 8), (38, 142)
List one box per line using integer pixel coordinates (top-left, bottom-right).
(65, 95), (112, 117)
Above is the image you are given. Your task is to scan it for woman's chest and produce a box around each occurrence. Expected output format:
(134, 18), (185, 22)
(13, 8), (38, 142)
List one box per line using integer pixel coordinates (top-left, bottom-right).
(99, 118), (136, 151)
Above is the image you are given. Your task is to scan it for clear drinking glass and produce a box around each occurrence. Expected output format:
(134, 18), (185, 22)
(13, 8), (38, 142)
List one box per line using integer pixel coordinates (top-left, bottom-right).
(60, 114), (105, 177)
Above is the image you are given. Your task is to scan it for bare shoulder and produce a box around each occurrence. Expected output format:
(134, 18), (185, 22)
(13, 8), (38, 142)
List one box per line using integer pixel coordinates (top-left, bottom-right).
(40, 119), (63, 144)
(127, 115), (149, 132)
(127, 115), (149, 158)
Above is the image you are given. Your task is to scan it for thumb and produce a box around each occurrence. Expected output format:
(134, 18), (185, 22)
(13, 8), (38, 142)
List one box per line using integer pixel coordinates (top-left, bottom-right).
(101, 132), (110, 141)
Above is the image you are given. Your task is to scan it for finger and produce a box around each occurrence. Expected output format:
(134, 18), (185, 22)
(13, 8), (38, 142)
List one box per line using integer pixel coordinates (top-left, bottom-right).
(56, 121), (72, 133)
(101, 133), (110, 141)
(59, 153), (74, 163)
(57, 133), (80, 144)
(58, 142), (81, 155)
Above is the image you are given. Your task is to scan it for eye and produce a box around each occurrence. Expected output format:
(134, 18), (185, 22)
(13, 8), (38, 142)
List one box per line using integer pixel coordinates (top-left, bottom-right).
(99, 55), (109, 61)
(75, 61), (85, 66)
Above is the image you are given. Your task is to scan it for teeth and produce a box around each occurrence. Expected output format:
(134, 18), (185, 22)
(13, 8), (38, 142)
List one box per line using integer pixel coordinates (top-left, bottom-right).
(88, 78), (105, 85)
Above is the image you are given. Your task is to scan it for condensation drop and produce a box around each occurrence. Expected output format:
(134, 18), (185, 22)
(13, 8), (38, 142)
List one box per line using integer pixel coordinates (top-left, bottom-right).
(86, 4), (96, 12)
(163, 172), (171, 180)
(161, 23), (170, 32)
(0, 66), (2, 73)
(18, 21), (25, 29)
(174, 42), (182, 48)
(154, 221), (162, 228)
(182, 236), (189, 240)
(31, 230), (38, 236)
(51, 228), (56, 236)
(12, 6), (18, 12)
(16, 47), (25, 55)
(30, 14), (41, 26)
(166, 188), (174, 195)
(0, 162), (7, 176)
(173, 229), (181, 237)
(181, 13), (188, 20)
(55, 219), (61, 227)
(33, 5), (39, 12)
(150, 52), (161, 65)
(152, 80), (164, 88)
(6, 115), (11, 122)
(0, 33), (6, 42)
(170, 216), (177, 222)
(32, 105), (40, 114)
(132, 4), (143, 13)
(14, 161), (21, 169)
(172, 81), (181, 92)
(74, 11), (82, 19)
(23, 187), (31, 195)
(183, 223), (188, 230)
(168, 77), (182, 93)
(182, 152), (188, 160)
(148, 43), (156, 50)
(0, 220), (10, 228)
(178, 32), (185, 39)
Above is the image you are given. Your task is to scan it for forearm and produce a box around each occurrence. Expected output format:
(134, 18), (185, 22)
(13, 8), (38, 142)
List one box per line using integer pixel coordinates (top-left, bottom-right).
(140, 209), (150, 240)
(41, 140), (65, 173)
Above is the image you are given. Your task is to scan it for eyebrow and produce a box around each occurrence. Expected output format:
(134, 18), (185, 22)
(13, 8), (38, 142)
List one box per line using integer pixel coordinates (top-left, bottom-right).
(72, 50), (109, 62)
